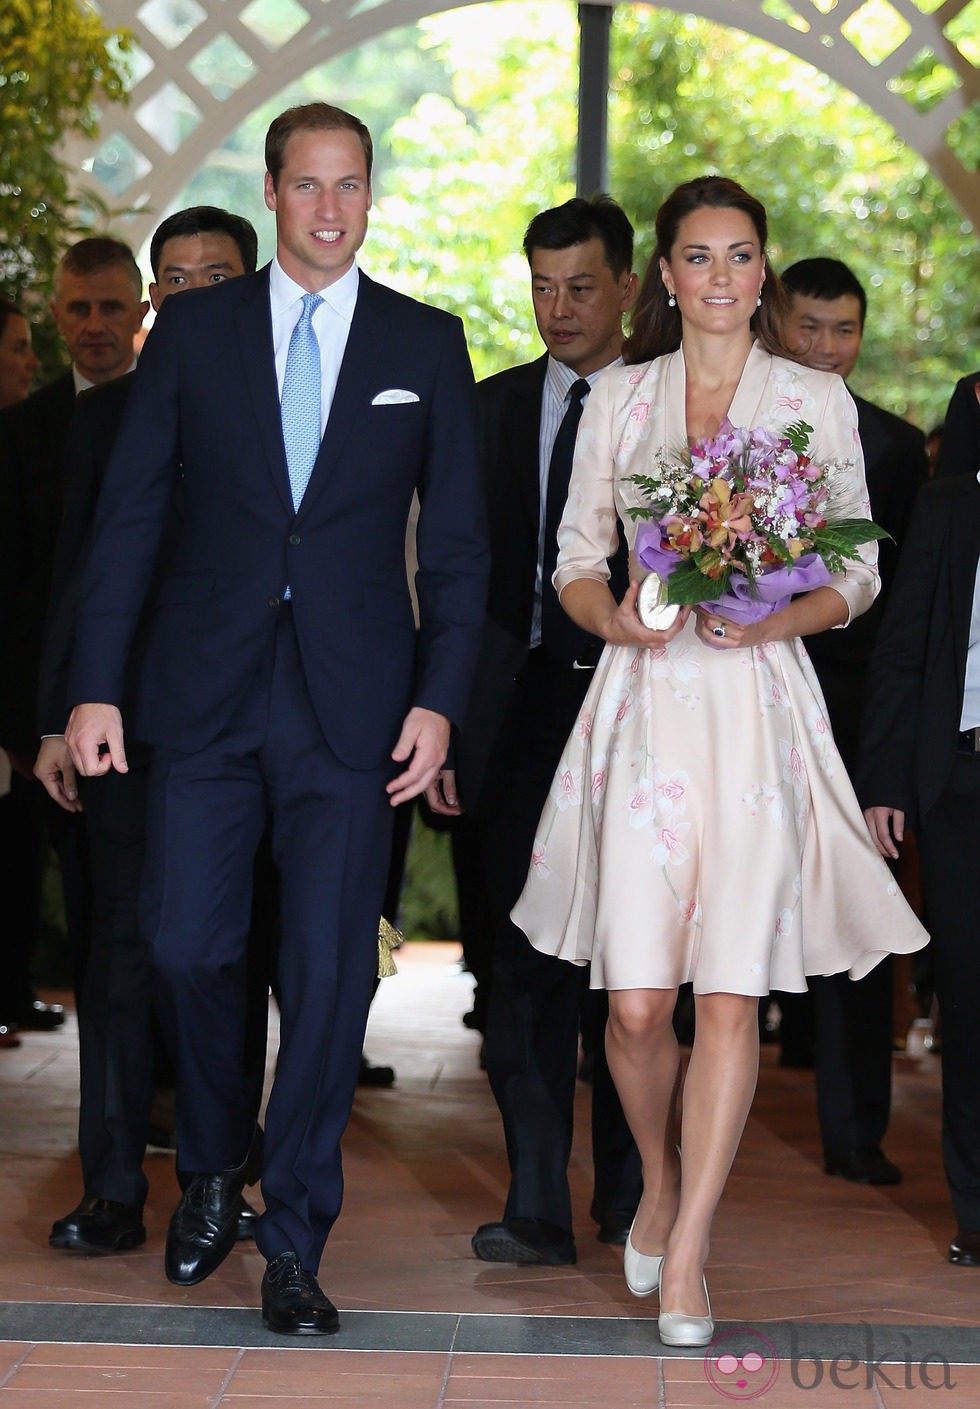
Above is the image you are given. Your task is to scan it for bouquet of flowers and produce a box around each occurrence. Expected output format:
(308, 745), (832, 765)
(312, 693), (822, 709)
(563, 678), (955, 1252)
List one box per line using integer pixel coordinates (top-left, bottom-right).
(627, 419), (887, 625)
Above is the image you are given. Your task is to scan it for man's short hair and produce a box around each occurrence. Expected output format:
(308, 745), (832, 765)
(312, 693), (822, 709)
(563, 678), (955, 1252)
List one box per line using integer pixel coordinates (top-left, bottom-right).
(53, 237), (142, 302)
(523, 195), (634, 279)
(781, 257), (867, 328)
(149, 207), (259, 280)
(265, 102), (373, 188)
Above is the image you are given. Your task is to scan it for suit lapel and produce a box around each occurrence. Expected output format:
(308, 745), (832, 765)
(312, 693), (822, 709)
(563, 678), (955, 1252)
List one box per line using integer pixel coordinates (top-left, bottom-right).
(950, 480), (980, 687)
(511, 357), (548, 541)
(236, 267), (295, 517)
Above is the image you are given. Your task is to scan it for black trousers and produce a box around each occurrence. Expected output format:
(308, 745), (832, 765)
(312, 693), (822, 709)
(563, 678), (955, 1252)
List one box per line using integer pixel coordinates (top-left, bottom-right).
(477, 652), (641, 1235)
(811, 959), (894, 1162)
(917, 759), (980, 1230)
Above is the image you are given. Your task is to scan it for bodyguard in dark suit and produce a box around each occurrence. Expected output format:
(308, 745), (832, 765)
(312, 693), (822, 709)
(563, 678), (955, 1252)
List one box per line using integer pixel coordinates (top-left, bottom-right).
(934, 371), (980, 479)
(781, 258), (927, 1185)
(36, 208), (263, 1257)
(859, 471), (980, 1265)
(64, 104), (488, 1333)
(0, 239), (148, 1030)
(433, 198), (642, 1266)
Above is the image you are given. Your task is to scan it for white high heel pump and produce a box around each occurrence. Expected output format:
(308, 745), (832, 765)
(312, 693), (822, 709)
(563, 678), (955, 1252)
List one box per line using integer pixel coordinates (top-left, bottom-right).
(657, 1263), (714, 1347)
(623, 1219), (663, 1298)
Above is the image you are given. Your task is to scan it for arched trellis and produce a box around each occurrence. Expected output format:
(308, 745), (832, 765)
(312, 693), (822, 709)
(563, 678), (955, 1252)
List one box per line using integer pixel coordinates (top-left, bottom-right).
(72, 0), (978, 247)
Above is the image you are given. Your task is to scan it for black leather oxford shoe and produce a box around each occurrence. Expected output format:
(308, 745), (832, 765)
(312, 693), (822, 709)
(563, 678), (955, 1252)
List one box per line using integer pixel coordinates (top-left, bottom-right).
(825, 1147), (902, 1186)
(49, 1197), (146, 1254)
(261, 1252), (339, 1335)
(165, 1128), (263, 1286)
(590, 1199), (635, 1246)
(18, 999), (65, 1031)
(471, 1217), (576, 1265)
(949, 1229), (980, 1266)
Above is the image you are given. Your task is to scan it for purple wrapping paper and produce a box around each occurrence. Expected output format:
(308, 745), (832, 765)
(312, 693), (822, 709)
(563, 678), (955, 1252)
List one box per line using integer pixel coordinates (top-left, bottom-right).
(634, 522), (835, 624)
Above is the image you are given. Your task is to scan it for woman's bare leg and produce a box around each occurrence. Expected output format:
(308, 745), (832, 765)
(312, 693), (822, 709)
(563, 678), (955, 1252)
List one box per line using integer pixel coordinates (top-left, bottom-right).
(605, 988), (682, 1254)
(660, 991), (760, 1315)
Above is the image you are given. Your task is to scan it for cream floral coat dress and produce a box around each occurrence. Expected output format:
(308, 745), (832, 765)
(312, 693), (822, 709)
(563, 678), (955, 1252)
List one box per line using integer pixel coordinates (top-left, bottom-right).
(511, 343), (928, 995)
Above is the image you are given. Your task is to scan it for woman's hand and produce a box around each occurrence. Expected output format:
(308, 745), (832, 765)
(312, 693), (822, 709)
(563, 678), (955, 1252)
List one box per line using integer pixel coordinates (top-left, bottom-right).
(605, 581), (690, 648)
(694, 584), (849, 651)
(693, 607), (760, 651)
(559, 577), (689, 649)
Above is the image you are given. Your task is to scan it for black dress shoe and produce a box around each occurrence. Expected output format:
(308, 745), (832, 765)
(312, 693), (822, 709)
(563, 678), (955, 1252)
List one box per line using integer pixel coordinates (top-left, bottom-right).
(472, 1217), (576, 1266)
(590, 1199), (634, 1246)
(50, 1197), (146, 1254)
(236, 1195), (260, 1241)
(949, 1230), (980, 1266)
(357, 1055), (395, 1087)
(261, 1252), (339, 1334)
(18, 999), (65, 1031)
(166, 1128), (263, 1285)
(825, 1147), (902, 1185)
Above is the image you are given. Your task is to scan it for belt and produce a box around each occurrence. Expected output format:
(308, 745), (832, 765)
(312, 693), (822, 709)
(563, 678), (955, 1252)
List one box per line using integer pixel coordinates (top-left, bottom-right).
(956, 727), (980, 756)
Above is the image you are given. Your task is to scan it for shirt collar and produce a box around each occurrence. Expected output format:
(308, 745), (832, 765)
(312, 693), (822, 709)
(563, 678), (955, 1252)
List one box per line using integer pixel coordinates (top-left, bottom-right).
(72, 361), (136, 395)
(270, 257), (359, 325)
(544, 352), (623, 406)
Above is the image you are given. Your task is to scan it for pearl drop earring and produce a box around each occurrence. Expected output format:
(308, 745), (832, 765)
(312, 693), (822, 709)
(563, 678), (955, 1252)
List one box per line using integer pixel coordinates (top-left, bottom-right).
(668, 294), (676, 308)
(757, 292), (763, 307)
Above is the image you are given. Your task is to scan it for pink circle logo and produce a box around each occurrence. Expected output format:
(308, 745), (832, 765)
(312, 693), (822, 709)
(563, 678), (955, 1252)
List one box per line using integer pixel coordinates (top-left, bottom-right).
(704, 1327), (779, 1400)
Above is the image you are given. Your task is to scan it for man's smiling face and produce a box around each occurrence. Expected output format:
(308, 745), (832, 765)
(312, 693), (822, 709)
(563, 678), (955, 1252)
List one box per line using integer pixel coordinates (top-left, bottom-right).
(264, 127), (371, 293)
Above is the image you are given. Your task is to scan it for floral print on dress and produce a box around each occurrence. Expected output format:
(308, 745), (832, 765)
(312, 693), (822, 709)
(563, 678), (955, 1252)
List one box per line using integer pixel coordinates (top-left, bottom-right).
(511, 346), (928, 996)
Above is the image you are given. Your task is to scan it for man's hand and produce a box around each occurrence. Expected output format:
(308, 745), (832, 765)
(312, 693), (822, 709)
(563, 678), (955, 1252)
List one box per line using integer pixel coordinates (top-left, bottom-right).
(33, 736), (83, 812)
(426, 767), (462, 817)
(65, 703), (128, 777)
(388, 706), (450, 807)
(864, 805), (905, 860)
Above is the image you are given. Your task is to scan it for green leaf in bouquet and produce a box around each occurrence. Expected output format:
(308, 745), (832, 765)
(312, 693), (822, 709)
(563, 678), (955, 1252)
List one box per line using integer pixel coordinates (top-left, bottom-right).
(814, 519), (892, 560)
(665, 556), (727, 605)
(784, 421), (814, 456)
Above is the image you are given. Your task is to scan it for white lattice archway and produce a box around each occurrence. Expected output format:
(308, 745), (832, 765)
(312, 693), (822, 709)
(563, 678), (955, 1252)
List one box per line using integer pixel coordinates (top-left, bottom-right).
(80, 0), (978, 246)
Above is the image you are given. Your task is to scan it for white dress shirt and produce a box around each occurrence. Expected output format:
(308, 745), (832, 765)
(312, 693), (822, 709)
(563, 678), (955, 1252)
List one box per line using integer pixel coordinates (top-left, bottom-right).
(269, 257), (359, 437)
(960, 469), (980, 729)
(531, 355), (622, 648)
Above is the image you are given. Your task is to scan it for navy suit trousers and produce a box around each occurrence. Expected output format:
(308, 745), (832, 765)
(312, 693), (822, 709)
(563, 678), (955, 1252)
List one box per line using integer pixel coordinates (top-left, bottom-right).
(142, 606), (394, 1272)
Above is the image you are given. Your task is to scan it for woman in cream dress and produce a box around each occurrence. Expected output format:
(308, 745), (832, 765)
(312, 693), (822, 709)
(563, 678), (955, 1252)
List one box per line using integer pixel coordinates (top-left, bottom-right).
(511, 177), (927, 1346)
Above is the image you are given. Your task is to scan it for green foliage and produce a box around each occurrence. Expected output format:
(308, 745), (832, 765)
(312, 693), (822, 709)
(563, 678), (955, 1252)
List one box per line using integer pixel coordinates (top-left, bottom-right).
(168, 4), (975, 422)
(0, 0), (131, 369)
(606, 8), (979, 428)
(398, 818), (459, 941)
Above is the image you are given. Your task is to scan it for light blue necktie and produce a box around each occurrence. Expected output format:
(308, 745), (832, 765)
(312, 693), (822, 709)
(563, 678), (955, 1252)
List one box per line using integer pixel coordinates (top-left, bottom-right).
(280, 291), (323, 511)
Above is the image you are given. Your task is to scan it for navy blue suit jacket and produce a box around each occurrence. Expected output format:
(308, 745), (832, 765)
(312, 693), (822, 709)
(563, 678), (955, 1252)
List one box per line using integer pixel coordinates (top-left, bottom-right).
(69, 266), (488, 768)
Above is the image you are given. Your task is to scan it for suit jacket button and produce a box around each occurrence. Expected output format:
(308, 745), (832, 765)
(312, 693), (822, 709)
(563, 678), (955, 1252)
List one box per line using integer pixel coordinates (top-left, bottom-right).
(288, 534), (301, 545)
(268, 596), (281, 608)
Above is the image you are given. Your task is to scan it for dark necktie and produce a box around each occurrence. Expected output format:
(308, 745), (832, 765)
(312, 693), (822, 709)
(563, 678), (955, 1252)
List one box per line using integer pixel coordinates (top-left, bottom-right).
(541, 378), (592, 665)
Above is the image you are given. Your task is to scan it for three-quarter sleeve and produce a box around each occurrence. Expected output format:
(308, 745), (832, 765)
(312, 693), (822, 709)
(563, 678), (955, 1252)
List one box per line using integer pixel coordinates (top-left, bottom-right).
(816, 374), (880, 627)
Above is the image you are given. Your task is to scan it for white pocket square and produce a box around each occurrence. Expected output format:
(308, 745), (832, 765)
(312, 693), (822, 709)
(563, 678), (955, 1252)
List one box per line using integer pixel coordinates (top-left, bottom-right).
(371, 388), (420, 405)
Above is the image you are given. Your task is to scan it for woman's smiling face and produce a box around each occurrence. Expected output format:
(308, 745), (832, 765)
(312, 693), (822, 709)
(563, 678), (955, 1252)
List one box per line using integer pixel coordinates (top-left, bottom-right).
(659, 205), (765, 338)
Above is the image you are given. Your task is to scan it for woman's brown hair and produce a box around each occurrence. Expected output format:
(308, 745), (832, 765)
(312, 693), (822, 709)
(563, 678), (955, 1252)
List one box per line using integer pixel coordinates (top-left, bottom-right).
(624, 175), (793, 365)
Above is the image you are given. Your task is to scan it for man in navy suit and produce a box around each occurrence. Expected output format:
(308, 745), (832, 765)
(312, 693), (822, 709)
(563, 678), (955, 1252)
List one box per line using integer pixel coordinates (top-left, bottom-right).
(434, 197), (642, 1266)
(779, 257), (927, 1185)
(0, 238), (148, 1035)
(859, 470), (980, 1265)
(64, 103), (488, 1333)
(36, 207), (265, 1259)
